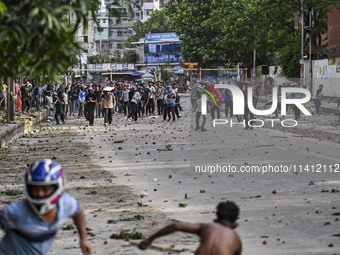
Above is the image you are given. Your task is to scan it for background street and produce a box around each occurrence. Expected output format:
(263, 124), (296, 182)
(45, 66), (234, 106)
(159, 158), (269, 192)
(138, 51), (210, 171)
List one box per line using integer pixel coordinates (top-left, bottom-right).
(0, 98), (339, 254)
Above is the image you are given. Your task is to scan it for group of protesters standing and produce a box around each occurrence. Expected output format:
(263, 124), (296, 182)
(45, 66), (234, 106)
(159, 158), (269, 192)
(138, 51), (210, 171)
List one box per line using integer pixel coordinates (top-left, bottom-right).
(2, 77), (184, 126)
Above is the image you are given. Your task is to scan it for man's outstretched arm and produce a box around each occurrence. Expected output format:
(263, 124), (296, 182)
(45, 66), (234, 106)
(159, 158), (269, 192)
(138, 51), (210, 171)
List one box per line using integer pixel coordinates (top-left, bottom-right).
(138, 223), (201, 250)
(73, 208), (92, 255)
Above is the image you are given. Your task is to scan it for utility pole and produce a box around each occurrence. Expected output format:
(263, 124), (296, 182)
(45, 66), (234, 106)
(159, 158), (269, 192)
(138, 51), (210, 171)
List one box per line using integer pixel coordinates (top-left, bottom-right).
(253, 49), (256, 83)
(300, 0), (304, 87)
(309, 8), (313, 92)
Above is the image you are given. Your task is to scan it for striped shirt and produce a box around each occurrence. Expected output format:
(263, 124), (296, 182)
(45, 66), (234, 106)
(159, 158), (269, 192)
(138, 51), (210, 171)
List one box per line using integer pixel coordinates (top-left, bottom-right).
(0, 193), (80, 255)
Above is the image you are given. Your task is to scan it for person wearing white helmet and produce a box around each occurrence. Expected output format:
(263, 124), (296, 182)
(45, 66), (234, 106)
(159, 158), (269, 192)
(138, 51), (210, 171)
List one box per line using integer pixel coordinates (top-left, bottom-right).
(0, 159), (92, 255)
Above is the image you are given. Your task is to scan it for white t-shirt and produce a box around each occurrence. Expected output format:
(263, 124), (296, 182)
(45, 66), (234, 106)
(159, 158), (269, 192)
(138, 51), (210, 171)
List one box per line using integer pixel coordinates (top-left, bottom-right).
(62, 92), (68, 105)
(148, 86), (156, 99)
(131, 91), (141, 104)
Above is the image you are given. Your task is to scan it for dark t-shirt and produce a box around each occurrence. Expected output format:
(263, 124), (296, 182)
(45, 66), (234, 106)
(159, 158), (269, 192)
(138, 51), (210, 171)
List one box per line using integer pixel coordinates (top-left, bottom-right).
(54, 97), (64, 111)
(72, 89), (78, 101)
(142, 88), (149, 101)
(225, 89), (232, 102)
(117, 87), (123, 100)
(86, 93), (97, 107)
(129, 90), (134, 101)
(315, 89), (322, 99)
(34, 86), (40, 96)
(94, 90), (102, 102)
(57, 91), (63, 102)
(20, 86), (30, 98)
(44, 89), (52, 97)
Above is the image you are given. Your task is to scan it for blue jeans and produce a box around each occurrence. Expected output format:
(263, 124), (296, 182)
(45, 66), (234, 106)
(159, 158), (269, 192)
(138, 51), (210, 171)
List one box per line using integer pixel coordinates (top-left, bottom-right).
(71, 100), (77, 115)
(55, 109), (64, 124)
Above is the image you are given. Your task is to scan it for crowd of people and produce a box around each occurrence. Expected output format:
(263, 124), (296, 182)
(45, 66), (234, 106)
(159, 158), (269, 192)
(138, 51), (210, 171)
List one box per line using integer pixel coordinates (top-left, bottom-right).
(1, 78), (185, 126)
(1, 76), (339, 126)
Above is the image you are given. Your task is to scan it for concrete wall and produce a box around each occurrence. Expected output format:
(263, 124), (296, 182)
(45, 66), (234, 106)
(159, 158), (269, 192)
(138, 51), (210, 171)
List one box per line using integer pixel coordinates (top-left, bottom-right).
(0, 110), (48, 149)
(312, 59), (340, 97)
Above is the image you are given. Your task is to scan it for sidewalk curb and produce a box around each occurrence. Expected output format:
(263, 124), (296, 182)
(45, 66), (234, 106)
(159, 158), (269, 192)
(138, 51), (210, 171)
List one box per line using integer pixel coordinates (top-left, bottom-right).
(0, 110), (48, 149)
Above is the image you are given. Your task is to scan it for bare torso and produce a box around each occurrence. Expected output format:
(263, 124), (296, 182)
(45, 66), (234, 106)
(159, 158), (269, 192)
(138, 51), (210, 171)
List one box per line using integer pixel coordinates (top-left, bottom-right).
(196, 223), (241, 255)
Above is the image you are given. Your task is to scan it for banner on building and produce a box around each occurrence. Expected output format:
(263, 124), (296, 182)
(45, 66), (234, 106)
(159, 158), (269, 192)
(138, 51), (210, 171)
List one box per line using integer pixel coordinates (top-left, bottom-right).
(184, 62), (198, 69)
(87, 63), (135, 71)
(145, 33), (179, 42)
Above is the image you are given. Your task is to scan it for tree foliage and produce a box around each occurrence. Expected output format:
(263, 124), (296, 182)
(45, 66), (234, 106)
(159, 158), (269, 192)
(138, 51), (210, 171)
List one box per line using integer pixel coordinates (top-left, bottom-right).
(0, 0), (100, 81)
(0, 0), (141, 81)
(164, 0), (336, 77)
(122, 50), (137, 63)
(125, 9), (172, 47)
(0, 1), (6, 21)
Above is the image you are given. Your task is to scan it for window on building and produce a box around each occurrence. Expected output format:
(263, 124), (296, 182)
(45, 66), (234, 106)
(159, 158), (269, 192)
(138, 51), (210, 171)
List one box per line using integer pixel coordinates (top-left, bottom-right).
(146, 0), (153, 2)
(117, 44), (123, 49)
(109, 43), (113, 49)
(116, 19), (120, 24)
(109, 19), (112, 24)
(83, 36), (88, 43)
(145, 9), (153, 16)
(103, 19), (106, 23)
(117, 31), (123, 37)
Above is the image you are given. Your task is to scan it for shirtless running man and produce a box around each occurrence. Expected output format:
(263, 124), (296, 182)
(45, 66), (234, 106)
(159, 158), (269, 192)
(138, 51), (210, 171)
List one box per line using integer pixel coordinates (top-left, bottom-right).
(138, 201), (242, 255)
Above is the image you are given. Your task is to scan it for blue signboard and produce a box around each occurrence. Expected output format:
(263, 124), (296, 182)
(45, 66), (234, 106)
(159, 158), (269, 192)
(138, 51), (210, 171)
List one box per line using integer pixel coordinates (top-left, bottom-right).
(145, 33), (179, 42)
(96, 64), (103, 70)
(147, 66), (158, 71)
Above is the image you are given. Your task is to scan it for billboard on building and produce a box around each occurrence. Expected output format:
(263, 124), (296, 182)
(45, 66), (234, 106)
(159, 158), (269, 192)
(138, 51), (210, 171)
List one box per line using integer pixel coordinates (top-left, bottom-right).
(144, 33), (182, 64)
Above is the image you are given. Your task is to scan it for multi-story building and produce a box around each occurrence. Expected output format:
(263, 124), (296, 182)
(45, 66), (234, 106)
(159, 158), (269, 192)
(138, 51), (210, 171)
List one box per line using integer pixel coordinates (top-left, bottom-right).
(75, 0), (169, 58)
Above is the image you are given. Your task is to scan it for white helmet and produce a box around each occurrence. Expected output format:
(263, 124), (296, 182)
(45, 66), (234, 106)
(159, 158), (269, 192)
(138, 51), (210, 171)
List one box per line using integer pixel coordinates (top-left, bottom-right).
(25, 159), (65, 215)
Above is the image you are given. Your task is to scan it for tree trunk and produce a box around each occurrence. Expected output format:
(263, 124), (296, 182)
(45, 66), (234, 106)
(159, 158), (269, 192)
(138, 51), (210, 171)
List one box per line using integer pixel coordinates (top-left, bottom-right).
(7, 77), (15, 122)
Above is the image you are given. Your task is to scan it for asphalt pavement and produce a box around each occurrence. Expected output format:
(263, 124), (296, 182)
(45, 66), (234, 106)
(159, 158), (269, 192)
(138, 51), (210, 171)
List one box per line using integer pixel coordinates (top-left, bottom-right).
(0, 96), (339, 254)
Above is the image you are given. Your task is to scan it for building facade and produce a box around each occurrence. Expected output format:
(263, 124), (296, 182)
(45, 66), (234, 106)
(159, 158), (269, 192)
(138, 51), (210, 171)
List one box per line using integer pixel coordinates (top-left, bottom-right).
(75, 0), (168, 57)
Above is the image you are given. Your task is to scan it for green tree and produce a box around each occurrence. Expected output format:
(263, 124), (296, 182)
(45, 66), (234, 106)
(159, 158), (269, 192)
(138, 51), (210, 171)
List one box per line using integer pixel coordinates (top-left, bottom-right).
(167, 0), (222, 67)
(0, 0), (142, 81)
(125, 9), (172, 47)
(166, 0), (336, 76)
(0, 1), (6, 20)
(122, 50), (137, 63)
(0, 0), (100, 81)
